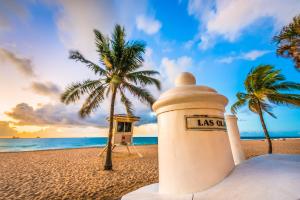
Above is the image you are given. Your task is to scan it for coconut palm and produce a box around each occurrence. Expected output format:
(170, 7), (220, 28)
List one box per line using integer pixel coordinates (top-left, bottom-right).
(273, 15), (300, 71)
(231, 65), (300, 154)
(61, 25), (161, 170)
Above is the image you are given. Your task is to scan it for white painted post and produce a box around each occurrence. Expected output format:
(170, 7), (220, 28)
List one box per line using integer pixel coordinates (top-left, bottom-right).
(152, 72), (235, 195)
(225, 115), (245, 165)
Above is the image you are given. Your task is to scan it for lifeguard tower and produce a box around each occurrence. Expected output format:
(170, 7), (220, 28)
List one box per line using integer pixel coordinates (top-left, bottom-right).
(100, 114), (142, 157)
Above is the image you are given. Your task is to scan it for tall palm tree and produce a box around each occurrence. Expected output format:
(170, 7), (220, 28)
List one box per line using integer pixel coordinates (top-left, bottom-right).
(273, 15), (300, 71)
(61, 25), (161, 170)
(231, 65), (300, 154)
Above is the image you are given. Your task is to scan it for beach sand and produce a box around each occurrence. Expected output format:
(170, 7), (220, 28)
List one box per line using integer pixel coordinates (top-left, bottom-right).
(0, 139), (300, 200)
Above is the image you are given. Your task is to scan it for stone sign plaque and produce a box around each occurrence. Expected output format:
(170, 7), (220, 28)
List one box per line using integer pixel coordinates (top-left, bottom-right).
(185, 115), (226, 131)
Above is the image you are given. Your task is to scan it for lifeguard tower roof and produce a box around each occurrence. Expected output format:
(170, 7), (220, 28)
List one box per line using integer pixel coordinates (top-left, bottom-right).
(107, 114), (140, 122)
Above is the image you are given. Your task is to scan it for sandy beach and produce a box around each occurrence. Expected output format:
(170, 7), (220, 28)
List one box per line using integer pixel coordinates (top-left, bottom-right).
(1, 139), (300, 200)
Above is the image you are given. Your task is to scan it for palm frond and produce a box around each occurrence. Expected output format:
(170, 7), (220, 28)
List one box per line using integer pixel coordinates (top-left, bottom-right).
(248, 98), (259, 113)
(273, 15), (300, 70)
(231, 100), (246, 114)
(231, 92), (249, 113)
(61, 80), (101, 104)
(69, 51), (107, 76)
(128, 70), (159, 76)
(244, 65), (272, 92)
(267, 93), (300, 107)
(260, 101), (277, 118)
(112, 25), (125, 66)
(120, 41), (146, 73)
(119, 89), (133, 115)
(79, 84), (107, 118)
(272, 81), (300, 91)
(276, 44), (294, 58)
(126, 71), (161, 90)
(94, 29), (114, 70)
(123, 83), (155, 106)
(273, 15), (300, 43)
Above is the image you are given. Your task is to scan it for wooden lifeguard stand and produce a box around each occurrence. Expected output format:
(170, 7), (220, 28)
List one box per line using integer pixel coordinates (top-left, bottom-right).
(100, 114), (142, 157)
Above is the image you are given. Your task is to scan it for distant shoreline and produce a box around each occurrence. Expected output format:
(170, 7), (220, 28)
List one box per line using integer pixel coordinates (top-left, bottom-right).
(0, 145), (159, 154)
(0, 137), (158, 153)
(0, 137), (300, 153)
(241, 137), (300, 140)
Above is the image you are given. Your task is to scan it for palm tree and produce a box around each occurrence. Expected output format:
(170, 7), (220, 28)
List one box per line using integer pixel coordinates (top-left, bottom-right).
(273, 15), (300, 71)
(61, 25), (161, 170)
(231, 65), (300, 154)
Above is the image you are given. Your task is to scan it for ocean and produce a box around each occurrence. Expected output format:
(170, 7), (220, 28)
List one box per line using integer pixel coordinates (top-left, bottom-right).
(0, 132), (299, 152)
(0, 137), (158, 152)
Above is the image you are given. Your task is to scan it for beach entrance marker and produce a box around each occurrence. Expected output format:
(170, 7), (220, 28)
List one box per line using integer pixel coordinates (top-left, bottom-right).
(99, 114), (142, 158)
(152, 72), (235, 194)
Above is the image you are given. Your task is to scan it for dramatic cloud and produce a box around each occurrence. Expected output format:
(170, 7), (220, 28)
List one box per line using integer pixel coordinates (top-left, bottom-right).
(136, 15), (162, 35)
(0, 48), (35, 77)
(4, 101), (157, 129)
(188, 0), (300, 49)
(217, 50), (271, 64)
(5, 103), (104, 127)
(30, 81), (61, 98)
(0, 121), (18, 137)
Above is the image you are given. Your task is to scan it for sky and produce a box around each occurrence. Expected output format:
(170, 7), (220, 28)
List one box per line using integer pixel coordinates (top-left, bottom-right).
(0, 0), (300, 138)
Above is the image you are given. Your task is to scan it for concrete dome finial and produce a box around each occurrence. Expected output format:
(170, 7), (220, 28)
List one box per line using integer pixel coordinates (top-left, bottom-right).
(175, 72), (196, 86)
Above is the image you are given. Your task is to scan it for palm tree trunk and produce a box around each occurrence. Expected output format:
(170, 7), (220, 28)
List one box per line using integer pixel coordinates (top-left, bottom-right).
(257, 102), (273, 154)
(104, 86), (117, 170)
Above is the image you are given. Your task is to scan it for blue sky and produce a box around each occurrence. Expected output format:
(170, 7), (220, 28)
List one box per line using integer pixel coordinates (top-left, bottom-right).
(0, 0), (300, 138)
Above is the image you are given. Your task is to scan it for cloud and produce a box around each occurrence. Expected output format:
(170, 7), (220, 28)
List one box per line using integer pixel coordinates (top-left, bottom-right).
(243, 50), (271, 61)
(188, 0), (300, 49)
(5, 103), (104, 127)
(0, 121), (18, 137)
(217, 50), (271, 64)
(0, 13), (10, 31)
(54, 0), (147, 58)
(0, 48), (35, 77)
(142, 48), (157, 70)
(55, 0), (114, 58)
(0, 121), (109, 138)
(188, 0), (215, 23)
(4, 101), (158, 131)
(136, 15), (162, 35)
(133, 123), (157, 136)
(30, 81), (61, 98)
(160, 56), (193, 88)
(0, 0), (30, 32)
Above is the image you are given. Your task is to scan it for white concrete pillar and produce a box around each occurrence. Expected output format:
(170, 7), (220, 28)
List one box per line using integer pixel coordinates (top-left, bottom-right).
(152, 72), (235, 195)
(225, 115), (245, 165)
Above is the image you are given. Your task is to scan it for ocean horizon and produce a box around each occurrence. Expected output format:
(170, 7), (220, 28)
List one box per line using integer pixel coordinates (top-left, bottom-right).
(0, 131), (300, 152)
